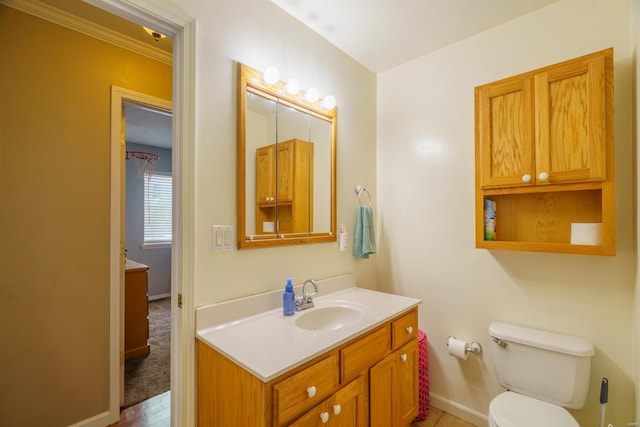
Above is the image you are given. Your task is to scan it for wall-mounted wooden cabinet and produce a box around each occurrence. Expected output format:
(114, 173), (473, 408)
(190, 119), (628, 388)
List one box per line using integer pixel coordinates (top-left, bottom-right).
(475, 48), (615, 255)
(256, 138), (314, 234)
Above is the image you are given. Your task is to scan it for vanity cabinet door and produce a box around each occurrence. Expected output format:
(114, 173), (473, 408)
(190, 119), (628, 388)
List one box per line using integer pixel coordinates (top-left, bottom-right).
(288, 377), (365, 427)
(396, 339), (419, 426)
(369, 339), (419, 427)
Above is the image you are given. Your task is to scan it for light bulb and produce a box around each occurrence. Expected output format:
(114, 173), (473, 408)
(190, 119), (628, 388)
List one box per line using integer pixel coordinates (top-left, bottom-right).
(285, 78), (301, 95)
(262, 66), (280, 85)
(305, 88), (319, 103)
(322, 95), (336, 109)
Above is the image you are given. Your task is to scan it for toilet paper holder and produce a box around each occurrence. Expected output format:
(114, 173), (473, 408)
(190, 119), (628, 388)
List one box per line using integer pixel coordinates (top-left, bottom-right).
(447, 336), (483, 355)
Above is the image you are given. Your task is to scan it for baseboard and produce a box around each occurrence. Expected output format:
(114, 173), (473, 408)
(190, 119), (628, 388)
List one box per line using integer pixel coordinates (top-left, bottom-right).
(67, 411), (110, 427)
(149, 293), (171, 301)
(429, 392), (488, 426)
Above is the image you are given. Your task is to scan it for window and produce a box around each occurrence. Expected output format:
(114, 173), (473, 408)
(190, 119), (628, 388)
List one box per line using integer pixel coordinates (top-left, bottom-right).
(144, 172), (172, 246)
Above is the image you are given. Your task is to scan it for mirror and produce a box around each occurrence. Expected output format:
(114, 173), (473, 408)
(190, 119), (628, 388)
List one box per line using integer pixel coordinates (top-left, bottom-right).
(237, 63), (337, 249)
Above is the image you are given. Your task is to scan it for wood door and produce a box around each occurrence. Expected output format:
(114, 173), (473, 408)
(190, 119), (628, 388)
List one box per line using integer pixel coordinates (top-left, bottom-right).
(256, 145), (275, 204)
(369, 352), (395, 427)
(276, 140), (294, 202)
(328, 377), (365, 427)
(534, 51), (608, 184)
(397, 340), (419, 426)
(476, 75), (535, 189)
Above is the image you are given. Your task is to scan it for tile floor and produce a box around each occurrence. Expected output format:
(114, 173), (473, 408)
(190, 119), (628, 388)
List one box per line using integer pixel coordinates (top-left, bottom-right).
(413, 406), (478, 427)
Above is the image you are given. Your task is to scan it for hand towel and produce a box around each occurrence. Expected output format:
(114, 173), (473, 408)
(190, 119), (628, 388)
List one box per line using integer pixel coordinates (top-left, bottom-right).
(354, 205), (376, 258)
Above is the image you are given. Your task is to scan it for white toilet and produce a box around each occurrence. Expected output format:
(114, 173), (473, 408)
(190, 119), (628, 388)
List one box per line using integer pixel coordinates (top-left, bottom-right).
(488, 322), (595, 427)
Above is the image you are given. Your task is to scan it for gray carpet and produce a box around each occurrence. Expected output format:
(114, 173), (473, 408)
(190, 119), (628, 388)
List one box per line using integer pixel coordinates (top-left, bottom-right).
(123, 297), (171, 408)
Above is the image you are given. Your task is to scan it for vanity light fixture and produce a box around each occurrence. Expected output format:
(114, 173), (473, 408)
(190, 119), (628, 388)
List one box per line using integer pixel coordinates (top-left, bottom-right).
(143, 26), (166, 42)
(322, 95), (336, 110)
(305, 87), (320, 103)
(285, 78), (301, 95)
(262, 66), (280, 85)
(259, 65), (335, 110)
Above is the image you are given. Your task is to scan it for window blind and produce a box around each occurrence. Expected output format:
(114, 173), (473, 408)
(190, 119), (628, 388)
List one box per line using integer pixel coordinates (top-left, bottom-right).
(144, 172), (172, 244)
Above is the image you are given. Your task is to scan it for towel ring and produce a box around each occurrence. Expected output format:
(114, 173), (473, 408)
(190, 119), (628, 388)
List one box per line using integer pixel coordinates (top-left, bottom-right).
(355, 185), (372, 206)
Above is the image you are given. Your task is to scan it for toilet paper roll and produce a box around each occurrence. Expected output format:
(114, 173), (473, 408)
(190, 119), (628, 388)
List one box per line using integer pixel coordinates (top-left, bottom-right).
(263, 221), (275, 233)
(447, 337), (468, 360)
(570, 222), (602, 246)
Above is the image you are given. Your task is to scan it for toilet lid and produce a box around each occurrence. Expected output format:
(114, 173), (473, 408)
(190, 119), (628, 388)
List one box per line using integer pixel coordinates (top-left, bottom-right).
(490, 392), (580, 427)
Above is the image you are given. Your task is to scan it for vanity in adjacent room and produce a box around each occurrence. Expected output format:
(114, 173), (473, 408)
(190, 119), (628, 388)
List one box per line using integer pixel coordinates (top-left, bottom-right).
(196, 276), (421, 426)
(124, 259), (150, 360)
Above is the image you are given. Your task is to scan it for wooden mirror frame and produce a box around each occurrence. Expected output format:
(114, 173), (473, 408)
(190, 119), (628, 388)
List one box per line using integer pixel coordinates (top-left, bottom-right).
(237, 62), (337, 249)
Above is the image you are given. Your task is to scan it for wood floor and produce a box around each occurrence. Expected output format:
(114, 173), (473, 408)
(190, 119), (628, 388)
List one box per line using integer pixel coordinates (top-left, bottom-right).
(110, 391), (170, 427)
(110, 392), (476, 427)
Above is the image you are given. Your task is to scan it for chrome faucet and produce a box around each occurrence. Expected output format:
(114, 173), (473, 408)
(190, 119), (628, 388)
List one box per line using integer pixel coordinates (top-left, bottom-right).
(296, 279), (318, 311)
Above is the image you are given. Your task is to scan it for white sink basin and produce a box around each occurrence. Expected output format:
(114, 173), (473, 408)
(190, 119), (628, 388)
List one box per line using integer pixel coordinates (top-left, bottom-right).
(295, 304), (366, 331)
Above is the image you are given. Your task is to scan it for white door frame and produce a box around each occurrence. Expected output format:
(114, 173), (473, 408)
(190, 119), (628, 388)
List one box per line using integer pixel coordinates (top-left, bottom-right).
(95, 0), (196, 425)
(111, 86), (172, 405)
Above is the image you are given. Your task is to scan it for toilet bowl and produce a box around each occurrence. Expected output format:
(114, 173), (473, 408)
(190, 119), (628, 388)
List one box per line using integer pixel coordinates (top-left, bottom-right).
(488, 392), (579, 427)
(488, 322), (594, 427)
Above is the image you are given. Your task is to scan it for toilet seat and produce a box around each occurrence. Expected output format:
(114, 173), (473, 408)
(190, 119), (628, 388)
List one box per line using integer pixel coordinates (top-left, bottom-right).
(489, 392), (580, 427)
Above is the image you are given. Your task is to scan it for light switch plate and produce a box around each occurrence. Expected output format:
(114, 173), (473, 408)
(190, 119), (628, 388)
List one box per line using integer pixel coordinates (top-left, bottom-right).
(212, 225), (233, 251)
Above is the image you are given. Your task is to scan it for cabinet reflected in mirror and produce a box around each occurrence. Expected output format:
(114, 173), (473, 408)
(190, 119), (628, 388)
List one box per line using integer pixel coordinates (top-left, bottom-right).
(238, 63), (336, 249)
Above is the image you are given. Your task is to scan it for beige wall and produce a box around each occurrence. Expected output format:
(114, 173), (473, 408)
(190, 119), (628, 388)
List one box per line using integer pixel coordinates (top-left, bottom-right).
(0, 6), (171, 426)
(180, 0), (378, 305)
(377, 0), (635, 425)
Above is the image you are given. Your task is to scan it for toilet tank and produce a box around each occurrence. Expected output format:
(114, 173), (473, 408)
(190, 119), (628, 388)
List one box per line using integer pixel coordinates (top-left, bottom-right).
(489, 322), (595, 409)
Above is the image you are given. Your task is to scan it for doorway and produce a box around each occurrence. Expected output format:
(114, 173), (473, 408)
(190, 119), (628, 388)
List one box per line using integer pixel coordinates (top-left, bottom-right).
(123, 102), (173, 408)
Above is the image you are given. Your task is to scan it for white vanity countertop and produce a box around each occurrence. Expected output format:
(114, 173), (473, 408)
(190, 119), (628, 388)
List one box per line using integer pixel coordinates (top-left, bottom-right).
(196, 285), (421, 382)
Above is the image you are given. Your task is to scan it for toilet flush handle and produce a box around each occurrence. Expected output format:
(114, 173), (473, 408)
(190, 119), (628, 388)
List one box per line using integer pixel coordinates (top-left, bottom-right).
(491, 336), (508, 349)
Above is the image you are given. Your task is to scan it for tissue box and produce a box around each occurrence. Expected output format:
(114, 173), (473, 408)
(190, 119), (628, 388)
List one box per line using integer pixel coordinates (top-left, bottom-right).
(570, 223), (602, 245)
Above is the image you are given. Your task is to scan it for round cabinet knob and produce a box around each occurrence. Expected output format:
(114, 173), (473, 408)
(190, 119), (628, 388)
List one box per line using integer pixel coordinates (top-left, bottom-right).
(307, 386), (317, 398)
(333, 404), (342, 415)
(522, 174), (532, 183)
(320, 412), (329, 423)
(406, 326), (413, 334)
(401, 353), (408, 362)
(538, 172), (549, 181)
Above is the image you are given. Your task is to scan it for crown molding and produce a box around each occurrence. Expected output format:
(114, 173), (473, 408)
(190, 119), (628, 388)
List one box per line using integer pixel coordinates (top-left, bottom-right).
(1, 0), (172, 65)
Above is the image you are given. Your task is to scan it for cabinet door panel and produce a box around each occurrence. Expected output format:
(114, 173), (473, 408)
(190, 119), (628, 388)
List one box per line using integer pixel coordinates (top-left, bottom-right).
(369, 353), (394, 427)
(256, 145), (275, 204)
(276, 141), (295, 202)
(476, 76), (534, 188)
(397, 340), (419, 425)
(328, 377), (365, 427)
(535, 54), (606, 183)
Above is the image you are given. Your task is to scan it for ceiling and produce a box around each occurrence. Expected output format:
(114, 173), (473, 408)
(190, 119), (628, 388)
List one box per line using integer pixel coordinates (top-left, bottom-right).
(270, 0), (560, 73)
(125, 105), (173, 150)
(34, 0), (562, 149)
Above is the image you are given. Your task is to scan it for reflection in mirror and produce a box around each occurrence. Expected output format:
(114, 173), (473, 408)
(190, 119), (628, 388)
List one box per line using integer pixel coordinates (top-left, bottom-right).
(237, 63), (337, 249)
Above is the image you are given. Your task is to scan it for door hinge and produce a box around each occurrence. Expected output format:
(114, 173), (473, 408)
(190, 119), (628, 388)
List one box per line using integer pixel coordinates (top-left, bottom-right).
(177, 293), (183, 308)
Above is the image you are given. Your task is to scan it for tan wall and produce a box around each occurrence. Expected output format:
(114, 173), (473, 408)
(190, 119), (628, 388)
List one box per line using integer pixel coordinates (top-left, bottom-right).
(0, 7), (171, 426)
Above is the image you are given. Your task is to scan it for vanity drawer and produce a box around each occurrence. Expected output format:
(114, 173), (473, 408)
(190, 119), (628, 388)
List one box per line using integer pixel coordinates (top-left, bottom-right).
(391, 310), (418, 350)
(340, 325), (390, 383)
(273, 354), (339, 426)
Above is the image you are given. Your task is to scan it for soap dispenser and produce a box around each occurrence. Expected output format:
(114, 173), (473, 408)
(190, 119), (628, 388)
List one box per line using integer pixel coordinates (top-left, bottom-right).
(283, 278), (296, 316)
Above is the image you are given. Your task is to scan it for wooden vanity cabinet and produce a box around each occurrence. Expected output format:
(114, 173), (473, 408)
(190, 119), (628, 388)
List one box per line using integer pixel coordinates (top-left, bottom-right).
(370, 311), (419, 427)
(475, 48), (615, 255)
(197, 308), (419, 427)
(255, 139), (314, 234)
(124, 261), (150, 360)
